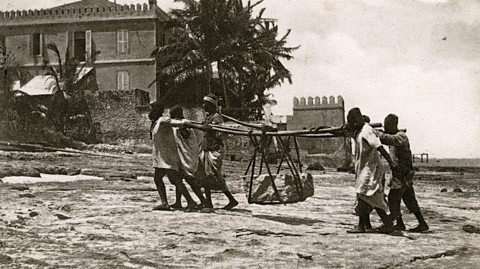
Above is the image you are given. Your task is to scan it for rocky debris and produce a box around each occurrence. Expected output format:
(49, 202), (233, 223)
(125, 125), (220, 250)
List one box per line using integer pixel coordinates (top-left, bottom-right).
(35, 166), (81, 176)
(29, 211), (39, 217)
(10, 185), (29, 191)
(19, 193), (35, 198)
(0, 165), (41, 178)
(463, 224), (480, 234)
(36, 166), (68, 175)
(58, 205), (73, 212)
(105, 175), (136, 181)
(0, 254), (13, 264)
(306, 162), (325, 171)
(440, 188), (448, 192)
(244, 173), (314, 203)
(85, 143), (128, 154)
(297, 253), (313, 260)
(453, 187), (463, 193)
(54, 213), (71, 220)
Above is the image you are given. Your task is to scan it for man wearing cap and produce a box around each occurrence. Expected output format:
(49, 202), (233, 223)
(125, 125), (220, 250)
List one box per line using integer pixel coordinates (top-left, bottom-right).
(378, 114), (429, 232)
(346, 107), (396, 234)
(199, 94), (239, 210)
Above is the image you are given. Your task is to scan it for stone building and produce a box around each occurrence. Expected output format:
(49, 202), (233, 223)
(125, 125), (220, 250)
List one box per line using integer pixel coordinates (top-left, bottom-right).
(0, 0), (172, 143)
(0, 0), (169, 102)
(287, 95), (350, 168)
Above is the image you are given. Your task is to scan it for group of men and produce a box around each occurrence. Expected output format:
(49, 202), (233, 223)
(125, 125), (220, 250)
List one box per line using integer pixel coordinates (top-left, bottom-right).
(147, 95), (429, 234)
(149, 94), (238, 212)
(346, 107), (429, 234)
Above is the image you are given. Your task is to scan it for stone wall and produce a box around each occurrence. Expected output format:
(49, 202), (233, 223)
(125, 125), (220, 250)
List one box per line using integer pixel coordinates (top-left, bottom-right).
(87, 89), (151, 143)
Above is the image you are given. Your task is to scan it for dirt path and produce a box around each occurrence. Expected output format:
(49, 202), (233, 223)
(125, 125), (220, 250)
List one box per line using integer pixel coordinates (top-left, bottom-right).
(1, 151), (479, 268)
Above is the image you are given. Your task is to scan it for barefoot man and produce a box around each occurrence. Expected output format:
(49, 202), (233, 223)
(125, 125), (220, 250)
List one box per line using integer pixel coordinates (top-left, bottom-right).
(169, 105), (209, 209)
(199, 94), (239, 210)
(149, 101), (198, 211)
(378, 114), (429, 232)
(346, 107), (395, 234)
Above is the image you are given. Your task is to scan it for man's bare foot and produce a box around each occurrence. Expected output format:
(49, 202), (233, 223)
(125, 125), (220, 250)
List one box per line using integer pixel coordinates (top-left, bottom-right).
(170, 202), (183, 209)
(346, 226), (366, 234)
(222, 200), (239, 210)
(152, 204), (170, 211)
(408, 224), (429, 233)
(184, 203), (198, 212)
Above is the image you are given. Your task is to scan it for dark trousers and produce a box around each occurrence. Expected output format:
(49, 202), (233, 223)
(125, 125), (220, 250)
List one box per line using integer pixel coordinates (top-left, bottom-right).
(388, 185), (421, 219)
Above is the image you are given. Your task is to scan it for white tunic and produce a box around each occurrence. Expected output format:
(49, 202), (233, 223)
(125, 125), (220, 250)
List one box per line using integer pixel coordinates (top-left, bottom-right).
(354, 124), (388, 211)
(152, 117), (181, 170)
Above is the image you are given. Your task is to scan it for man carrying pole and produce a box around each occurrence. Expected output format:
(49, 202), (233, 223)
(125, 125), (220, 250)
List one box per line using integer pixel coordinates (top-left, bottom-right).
(199, 94), (239, 210)
(378, 114), (429, 232)
(345, 108), (396, 234)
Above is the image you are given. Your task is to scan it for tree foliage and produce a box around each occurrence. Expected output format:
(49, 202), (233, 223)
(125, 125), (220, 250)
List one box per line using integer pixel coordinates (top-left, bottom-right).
(153, 0), (297, 112)
(40, 43), (95, 138)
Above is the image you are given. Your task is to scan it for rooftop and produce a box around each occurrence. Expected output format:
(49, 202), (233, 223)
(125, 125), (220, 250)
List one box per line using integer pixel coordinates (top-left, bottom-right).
(0, 0), (169, 27)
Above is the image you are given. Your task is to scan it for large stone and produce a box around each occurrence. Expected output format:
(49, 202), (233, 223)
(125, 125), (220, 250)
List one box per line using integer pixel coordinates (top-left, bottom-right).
(243, 173), (314, 203)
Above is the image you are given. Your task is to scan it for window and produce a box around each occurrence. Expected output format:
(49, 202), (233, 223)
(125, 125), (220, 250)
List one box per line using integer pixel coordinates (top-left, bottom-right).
(117, 71), (130, 91)
(117, 29), (129, 54)
(74, 30), (91, 62)
(135, 88), (150, 108)
(32, 33), (42, 56)
(85, 30), (91, 60)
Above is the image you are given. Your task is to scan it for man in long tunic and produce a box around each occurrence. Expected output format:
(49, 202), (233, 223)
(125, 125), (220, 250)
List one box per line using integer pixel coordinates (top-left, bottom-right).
(346, 108), (395, 234)
(378, 114), (429, 232)
(149, 101), (197, 211)
(199, 94), (239, 210)
(169, 105), (208, 209)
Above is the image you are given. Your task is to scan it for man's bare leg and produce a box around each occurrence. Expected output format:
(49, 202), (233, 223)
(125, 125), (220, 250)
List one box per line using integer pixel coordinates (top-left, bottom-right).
(222, 190), (239, 210)
(185, 177), (208, 207)
(171, 188), (183, 209)
(167, 171), (197, 210)
(153, 168), (170, 210)
(204, 188), (213, 208)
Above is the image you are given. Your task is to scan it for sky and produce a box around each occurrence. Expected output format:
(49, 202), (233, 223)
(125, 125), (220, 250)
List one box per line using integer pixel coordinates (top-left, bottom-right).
(2, 0), (480, 158)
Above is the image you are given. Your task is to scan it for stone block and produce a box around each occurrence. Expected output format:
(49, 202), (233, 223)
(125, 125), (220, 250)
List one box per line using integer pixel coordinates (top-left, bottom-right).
(243, 173), (314, 203)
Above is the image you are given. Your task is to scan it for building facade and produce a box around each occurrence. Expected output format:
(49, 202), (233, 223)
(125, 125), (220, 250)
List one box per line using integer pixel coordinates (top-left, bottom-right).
(0, 0), (169, 102)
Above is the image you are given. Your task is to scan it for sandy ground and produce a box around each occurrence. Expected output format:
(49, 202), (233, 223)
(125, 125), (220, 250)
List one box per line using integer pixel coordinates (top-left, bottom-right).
(0, 151), (479, 268)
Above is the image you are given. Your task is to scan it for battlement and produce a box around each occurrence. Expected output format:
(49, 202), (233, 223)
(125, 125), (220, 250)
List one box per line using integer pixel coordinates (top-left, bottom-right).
(0, 2), (166, 26)
(293, 95), (344, 109)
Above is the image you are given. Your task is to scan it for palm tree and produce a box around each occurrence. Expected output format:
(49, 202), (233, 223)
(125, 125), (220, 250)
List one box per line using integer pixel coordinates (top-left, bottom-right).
(153, 0), (297, 114)
(42, 43), (95, 137)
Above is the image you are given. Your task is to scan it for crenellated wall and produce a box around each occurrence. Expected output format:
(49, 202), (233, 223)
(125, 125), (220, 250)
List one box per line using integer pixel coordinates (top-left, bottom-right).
(0, 3), (162, 26)
(293, 95), (344, 110)
(287, 95), (349, 168)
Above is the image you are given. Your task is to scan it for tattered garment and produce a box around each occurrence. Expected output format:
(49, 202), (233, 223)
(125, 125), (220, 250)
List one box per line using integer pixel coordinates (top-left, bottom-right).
(173, 126), (200, 178)
(199, 149), (228, 191)
(152, 117), (180, 171)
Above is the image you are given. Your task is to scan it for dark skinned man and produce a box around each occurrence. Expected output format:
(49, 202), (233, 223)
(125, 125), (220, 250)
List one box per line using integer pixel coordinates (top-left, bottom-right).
(378, 114), (429, 233)
(345, 108), (396, 234)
